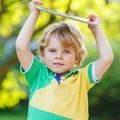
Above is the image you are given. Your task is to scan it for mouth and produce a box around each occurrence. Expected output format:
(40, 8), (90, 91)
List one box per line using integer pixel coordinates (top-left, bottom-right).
(53, 62), (64, 66)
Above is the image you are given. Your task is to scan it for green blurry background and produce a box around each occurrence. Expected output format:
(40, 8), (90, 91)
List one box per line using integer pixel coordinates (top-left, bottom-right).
(0, 0), (120, 120)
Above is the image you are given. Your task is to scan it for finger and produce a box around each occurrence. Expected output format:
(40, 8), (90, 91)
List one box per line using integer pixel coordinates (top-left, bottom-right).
(31, 0), (43, 5)
(87, 15), (96, 22)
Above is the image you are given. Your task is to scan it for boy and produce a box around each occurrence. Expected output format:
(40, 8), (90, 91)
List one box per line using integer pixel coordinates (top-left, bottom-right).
(16, 0), (113, 120)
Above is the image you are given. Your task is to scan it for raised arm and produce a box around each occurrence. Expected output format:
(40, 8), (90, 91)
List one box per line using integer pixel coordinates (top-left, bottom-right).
(16, 0), (43, 71)
(87, 14), (113, 78)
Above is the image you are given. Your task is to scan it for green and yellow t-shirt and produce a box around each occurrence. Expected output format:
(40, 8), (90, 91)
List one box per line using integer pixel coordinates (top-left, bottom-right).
(21, 56), (98, 120)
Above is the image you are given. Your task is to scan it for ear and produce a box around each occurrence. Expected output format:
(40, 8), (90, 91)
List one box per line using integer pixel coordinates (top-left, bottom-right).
(75, 59), (79, 65)
(74, 58), (80, 67)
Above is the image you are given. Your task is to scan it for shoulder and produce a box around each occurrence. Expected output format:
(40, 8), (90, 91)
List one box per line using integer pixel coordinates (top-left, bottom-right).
(78, 62), (100, 90)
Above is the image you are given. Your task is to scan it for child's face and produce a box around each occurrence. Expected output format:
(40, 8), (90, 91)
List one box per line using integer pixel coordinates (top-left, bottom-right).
(43, 37), (78, 76)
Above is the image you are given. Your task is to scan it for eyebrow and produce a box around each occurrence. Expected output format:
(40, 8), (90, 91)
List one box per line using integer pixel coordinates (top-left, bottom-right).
(47, 47), (56, 49)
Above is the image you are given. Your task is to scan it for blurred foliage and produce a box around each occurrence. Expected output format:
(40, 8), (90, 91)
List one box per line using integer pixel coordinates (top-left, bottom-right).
(0, 68), (28, 108)
(0, 0), (120, 119)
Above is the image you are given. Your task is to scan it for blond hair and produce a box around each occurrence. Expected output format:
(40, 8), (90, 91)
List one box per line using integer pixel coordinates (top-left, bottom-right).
(38, 21), (87, 67)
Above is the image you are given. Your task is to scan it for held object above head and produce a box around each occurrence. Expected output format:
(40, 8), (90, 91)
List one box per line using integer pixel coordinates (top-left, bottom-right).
(35, 6), (98, 26)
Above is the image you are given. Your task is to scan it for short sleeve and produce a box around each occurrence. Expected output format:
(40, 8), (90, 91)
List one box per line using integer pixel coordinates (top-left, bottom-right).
(87, 62), (101, 90)
(88, 62), (101, 83)
(92, 62), (101, 83)
(20, 56), (44, 88)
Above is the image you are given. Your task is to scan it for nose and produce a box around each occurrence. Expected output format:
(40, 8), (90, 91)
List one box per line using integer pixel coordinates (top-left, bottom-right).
(55, 52), (63, 60)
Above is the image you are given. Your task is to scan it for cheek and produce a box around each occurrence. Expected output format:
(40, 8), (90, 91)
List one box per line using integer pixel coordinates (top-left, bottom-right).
(44, 53), (53, 64)
(44, 50), (49, 59)
(43, 57), (50, 66)
(64, 54), (76, 63)
(45, 52), (53, 59)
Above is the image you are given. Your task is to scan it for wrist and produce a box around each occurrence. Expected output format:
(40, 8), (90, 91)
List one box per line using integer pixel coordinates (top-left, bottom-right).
(30, 10), (40, 16)
(90, 25), (102, 33)
(30, 10), (40, 17)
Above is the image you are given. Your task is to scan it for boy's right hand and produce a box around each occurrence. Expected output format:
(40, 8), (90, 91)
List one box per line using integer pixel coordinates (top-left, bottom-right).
(29, 0), (43, 14)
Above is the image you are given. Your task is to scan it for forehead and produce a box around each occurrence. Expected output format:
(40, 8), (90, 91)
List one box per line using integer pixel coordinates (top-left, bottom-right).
(46, 36), (73, 50)
(45, 31), (76, 49)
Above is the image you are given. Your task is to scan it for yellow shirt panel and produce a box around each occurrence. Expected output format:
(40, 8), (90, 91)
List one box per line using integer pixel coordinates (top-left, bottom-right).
(30, 65), (95, 120)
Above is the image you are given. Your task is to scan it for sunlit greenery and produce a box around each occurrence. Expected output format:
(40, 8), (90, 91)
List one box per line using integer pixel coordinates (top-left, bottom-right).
(0, 0), (120, 119)
(0, 70), (28, 108)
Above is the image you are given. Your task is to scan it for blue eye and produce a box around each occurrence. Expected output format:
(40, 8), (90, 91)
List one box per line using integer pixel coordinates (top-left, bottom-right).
(64, 50), (70, 54)
(49, 49), (56, 52)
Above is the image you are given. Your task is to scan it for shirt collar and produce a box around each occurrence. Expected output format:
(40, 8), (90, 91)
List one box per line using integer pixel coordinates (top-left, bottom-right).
(64, 68), (79, 78)
(47, 67), (79, 79)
